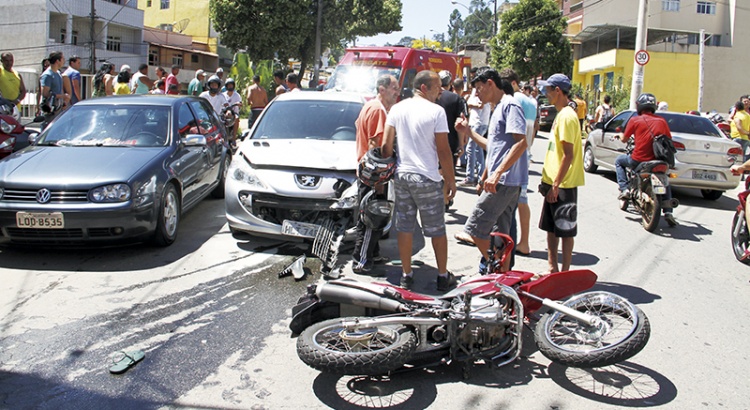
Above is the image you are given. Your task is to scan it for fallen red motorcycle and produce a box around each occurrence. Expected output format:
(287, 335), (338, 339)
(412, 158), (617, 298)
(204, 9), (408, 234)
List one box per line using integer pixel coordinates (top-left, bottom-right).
(731, 175), (750, 264)
(290, 233), (650, 377)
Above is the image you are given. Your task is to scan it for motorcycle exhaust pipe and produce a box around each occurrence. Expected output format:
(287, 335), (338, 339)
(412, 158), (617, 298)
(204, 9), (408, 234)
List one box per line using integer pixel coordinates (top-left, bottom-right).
(317, 283), (409, 313)
(661, 198), (679, 209)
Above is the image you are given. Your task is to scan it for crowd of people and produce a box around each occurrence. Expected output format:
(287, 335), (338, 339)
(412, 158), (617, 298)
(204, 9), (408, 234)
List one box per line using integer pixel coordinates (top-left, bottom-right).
(353, 67), (586, 291)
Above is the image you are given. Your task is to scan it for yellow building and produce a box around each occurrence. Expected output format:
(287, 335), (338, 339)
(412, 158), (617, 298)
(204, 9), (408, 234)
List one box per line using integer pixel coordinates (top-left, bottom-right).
(138, 0), (221, 56)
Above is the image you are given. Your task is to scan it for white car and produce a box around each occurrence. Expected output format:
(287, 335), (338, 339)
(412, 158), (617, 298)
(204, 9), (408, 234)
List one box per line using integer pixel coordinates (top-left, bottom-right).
(584, 110), (742, 200)
(225, 92), (391, 240)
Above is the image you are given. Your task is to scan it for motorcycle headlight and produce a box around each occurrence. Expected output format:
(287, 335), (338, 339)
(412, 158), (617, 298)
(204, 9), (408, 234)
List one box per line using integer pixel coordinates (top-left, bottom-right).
(228, 155), (267, 189)
(330, 183), (359, 209)
(90, 183), (131, 203)
(0, 136), (14, 150)
(0, 119), (14, 134)
(133, 176), (157, 207)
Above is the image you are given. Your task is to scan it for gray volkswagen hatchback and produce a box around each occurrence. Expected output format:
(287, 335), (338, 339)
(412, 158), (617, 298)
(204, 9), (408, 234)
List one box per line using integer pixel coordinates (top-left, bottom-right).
(0, 95), (231, 246)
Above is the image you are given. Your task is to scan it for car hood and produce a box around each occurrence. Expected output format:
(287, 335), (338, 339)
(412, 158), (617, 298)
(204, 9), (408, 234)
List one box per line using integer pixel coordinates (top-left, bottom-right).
(0, 146), (165, 186)
(240, 139), (357, 170)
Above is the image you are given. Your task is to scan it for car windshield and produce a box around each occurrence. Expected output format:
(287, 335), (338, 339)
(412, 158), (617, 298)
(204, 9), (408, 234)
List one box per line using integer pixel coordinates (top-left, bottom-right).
(324, 65), (402, 95)
(657, 113), (724, 138)
(252, 100), (362, 140)
(38, 105), (171, 147)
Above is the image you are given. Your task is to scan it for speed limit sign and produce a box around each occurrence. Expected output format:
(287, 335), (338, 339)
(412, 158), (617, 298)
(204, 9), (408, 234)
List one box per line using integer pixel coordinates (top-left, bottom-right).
(635, 50), (650, 66)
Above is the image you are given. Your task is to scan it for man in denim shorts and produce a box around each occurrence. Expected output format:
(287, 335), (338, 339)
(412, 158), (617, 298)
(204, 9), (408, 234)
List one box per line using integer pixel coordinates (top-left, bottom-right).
(455, 67), (528, 272)
(381, 70), (457, 291)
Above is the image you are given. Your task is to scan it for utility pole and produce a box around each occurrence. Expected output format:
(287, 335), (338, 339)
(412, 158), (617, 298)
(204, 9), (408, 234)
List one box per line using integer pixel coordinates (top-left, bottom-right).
(312, 0), (323, 89)
(493, 0), (497, 35)
(89, 0), (96, 73)
(629, 0), (648, 110)
(698, 29), (705, 112)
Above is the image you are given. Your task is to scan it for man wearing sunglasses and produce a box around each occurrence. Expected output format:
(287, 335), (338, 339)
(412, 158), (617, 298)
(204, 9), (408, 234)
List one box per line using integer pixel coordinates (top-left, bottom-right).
(537, 74), (585, 274)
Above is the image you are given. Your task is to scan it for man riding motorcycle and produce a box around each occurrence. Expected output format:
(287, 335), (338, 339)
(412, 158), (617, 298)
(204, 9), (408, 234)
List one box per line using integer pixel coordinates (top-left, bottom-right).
(199, 75), (228, 117)
(615, 93), (678, 227)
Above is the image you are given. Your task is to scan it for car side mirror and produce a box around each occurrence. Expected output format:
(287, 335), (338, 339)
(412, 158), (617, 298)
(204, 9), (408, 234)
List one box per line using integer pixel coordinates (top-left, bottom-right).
(27, 131), (40, 145)
(400, 87), (413, 100)
(240, 129), (252, 141)
(33, 115), (45, 123)
(184, 134), (207, 146)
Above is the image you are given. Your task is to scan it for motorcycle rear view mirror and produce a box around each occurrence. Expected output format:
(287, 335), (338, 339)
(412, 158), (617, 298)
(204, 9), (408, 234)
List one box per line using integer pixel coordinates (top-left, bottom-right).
(33, 115), (45, 123)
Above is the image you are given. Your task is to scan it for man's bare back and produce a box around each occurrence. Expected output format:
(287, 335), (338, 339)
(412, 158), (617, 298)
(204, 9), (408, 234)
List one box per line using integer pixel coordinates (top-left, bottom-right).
(247, 84), (268, 109)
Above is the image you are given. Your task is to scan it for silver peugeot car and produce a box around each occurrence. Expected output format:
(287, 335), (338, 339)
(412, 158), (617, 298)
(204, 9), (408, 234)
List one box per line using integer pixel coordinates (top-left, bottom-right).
(584, 110), (742, 200)
(226, 92), (391, 240)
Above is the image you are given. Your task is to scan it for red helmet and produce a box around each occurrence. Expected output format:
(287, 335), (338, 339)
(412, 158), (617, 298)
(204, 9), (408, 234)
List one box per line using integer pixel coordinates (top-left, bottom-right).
(358, 147), (396, 187)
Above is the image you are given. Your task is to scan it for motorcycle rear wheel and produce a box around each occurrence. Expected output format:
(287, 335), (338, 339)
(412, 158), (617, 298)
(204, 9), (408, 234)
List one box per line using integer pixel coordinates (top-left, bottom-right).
(535, 292), (650, 368)
(640, 184), (661, 232)
(297, 317), (417, 375)
(731, 210), (750, 265)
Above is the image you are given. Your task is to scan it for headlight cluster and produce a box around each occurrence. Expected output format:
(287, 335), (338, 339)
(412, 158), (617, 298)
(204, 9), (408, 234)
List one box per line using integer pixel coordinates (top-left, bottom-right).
(0, 136), (14, 150)
(228, 155), (266, 189)
(330, 183), (359, 209)
(90, 183), (131, 203)
(0, 119), (15, 134)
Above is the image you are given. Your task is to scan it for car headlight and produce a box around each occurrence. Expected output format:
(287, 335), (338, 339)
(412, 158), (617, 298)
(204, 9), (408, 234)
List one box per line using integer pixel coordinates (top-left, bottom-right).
(0, 119), (14, 134)
(228, 154), (267, 189)
(90, 183), (131, 203)
(133, 176), (156, 207)
(0, 136), (14, 150)
(330, 182), (359, 209)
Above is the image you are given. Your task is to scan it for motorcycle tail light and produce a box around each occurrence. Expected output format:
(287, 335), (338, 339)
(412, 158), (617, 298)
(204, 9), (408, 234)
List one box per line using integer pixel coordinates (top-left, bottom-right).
(728, 147), (743, 156)
(673, 141), (686, 150)
(651, 164), (668, 173)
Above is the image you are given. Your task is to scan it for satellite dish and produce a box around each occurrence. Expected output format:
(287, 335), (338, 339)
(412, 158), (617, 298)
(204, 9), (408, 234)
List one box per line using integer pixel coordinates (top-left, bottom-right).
(173, 18), (190, 33)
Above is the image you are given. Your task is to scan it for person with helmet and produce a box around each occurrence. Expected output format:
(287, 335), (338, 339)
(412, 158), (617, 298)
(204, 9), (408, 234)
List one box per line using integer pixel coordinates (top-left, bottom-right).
(199, 75), (228, 116)
(352, 74), (400, 275)
(615, 92), (677, 226)
(223, 78), (242, 142)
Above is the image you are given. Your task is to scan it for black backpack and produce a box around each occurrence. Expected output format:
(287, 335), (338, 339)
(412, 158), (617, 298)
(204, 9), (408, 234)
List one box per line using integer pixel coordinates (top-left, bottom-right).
(653, 134), (677, 168)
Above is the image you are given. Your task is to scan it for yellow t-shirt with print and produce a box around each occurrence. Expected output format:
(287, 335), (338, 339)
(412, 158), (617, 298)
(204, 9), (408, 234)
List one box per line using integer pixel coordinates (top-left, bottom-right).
(0, 67), (21, 102)
(731, 110), (750, 140)
(542, 105), (585, 188)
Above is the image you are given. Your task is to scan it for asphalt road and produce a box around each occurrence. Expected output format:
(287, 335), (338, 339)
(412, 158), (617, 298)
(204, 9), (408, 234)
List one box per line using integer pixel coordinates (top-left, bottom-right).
(1, 131), (749, 409)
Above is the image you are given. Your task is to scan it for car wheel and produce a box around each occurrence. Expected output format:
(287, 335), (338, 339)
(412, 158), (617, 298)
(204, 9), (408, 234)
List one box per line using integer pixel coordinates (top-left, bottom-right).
(153, 183), (180, 246)
(700, 189), (723, 200)
(583, 145), (598, 173)
(211, 154), (231, 199)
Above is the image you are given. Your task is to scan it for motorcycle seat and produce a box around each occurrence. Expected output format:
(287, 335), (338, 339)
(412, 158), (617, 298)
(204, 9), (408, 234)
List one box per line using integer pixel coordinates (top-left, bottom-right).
(634, 160), (668, 173)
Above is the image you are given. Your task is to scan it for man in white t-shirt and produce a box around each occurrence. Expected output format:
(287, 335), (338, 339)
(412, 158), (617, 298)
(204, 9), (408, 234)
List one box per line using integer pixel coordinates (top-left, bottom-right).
(381, 70), (457, 292)
(199, 75), (228, 116)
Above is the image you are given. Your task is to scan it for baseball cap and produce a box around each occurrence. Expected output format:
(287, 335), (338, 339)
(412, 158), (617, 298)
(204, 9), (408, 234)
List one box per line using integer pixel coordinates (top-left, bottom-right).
(120, 64), (131, 73)
(538, 73), (571, 92)
(196, 69), (205, 77)
(438, 70), (452, 87)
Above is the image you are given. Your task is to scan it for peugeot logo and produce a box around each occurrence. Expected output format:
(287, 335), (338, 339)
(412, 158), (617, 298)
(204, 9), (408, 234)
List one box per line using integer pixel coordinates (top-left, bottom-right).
(704, 143), (711, 150)
(36, 188), (51, 204)
(295, 175), (321, 189)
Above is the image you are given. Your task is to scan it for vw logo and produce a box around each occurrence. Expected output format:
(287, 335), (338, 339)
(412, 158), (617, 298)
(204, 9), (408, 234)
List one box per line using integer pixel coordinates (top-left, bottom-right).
(295, 175), (320, 189)
(704, 143), (711, 150)
(36, 188), (51, 204)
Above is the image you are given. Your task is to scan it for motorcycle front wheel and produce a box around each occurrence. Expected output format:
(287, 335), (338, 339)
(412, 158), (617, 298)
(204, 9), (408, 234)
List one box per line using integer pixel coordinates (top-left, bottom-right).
(535, 292), (650, 368)
(640, 184), (661, 232)
(731, 209), (750, 265)
(297, 317), (417, 375)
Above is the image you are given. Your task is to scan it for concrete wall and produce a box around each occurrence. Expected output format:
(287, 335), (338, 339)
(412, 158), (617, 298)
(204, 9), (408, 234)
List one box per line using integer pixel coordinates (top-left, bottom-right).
(139, 0), (216, 51)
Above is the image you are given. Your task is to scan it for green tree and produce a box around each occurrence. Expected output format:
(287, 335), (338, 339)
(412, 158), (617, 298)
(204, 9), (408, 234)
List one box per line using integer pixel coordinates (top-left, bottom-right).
(490, 0), (572, 83)
(461, 1), (493, 45)
(447, 10), (464, 51)
(210, 0), (402, 86)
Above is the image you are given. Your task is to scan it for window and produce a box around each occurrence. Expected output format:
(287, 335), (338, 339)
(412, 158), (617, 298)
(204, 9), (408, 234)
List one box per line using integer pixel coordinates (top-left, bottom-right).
(160, 0), (170, 9)
(149, 49), (159, 65)
(606, 112), (635, 133)
(191, 54), (199, 64)
(662, 0), (679, 11)
(60, 29), (78, 45)
(709, 34), (721, 46)
(172, 54), (183, 68)
(697, 1), (716, 14)
(605, 72), (614, 92)
(177, 103), (196, 139)
(106, 36), (121, 52)
(147, 0), (152, 6)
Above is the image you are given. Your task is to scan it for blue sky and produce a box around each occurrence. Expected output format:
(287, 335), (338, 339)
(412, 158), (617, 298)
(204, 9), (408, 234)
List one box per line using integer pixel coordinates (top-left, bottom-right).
(357, 0), (515, 46)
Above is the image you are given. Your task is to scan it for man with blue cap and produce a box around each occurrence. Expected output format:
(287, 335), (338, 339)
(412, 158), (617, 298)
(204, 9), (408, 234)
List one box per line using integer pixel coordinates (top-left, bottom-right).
(536, 73), (585, 274)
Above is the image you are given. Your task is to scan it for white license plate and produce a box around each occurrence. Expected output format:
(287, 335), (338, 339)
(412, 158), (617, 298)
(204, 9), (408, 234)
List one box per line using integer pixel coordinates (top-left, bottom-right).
(693, 170), (718, 181)
(16, 212), (64, 229)
(281, 220), (320, 238)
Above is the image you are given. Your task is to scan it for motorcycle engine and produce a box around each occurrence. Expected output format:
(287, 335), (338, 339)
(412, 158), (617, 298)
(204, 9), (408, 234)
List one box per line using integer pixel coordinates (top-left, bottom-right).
(452, 296), (516, 356)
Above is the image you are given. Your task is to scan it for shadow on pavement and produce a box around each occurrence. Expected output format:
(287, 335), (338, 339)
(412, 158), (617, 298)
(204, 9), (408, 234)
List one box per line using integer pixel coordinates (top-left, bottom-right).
(548, 361), (678, 407)
(590, 281), (662, 305)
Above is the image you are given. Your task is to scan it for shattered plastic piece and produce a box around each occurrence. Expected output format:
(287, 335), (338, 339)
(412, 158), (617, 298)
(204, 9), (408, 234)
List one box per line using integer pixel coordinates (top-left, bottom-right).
(279, 254), (306, 279)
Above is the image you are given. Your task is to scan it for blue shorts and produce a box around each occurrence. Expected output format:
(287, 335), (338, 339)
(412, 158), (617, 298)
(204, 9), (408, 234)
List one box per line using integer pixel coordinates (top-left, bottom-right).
(393, 173), (446, 237)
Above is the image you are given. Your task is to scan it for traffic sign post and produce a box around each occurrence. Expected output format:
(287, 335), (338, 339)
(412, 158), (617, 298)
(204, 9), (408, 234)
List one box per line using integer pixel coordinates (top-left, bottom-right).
(635, 49), (650, 66)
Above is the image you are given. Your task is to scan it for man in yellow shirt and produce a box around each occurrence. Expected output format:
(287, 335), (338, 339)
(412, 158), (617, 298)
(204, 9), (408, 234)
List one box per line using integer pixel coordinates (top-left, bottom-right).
(573, 93), (587, 131)
(730, 100), (750, 161)
(0, 53), (27, 107)
(537, 74), (585, 273)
